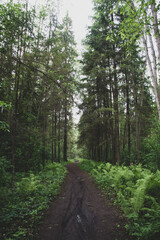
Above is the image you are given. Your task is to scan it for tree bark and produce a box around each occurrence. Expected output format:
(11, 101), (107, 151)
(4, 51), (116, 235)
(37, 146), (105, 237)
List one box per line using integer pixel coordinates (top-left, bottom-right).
(63, 102), (67, 162)
(130, 0), (160, 122)
(148, 32), (157, 82)
(11, 32), (22, 188)
(113, 57), (121, 165)
(151, 3), (160, 62)
(142, 33), (160, 121)
(51, 112), (54, 163)
(111, 12), (120, 165)
(126, 72), (131, 157)
(42, 95), (47, 167)
(54, 109), (57, 161)
(58, 112), (61, 162)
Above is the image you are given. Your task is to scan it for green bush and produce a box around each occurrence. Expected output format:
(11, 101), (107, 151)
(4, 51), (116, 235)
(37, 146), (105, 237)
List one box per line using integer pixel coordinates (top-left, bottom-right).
(0, 162), (67, 240)
(142, 124), (160, 171)
(79, 160), (160, 240)
(0, 156), (11, 186)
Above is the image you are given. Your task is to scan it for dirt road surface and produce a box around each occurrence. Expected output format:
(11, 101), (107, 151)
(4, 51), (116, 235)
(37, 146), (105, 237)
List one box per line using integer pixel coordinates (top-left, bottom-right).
(35, 163), (128, 240)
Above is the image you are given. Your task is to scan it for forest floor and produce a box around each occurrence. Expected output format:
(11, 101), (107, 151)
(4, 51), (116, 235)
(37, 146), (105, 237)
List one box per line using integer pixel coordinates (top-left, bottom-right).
(35, 163), (129, 240)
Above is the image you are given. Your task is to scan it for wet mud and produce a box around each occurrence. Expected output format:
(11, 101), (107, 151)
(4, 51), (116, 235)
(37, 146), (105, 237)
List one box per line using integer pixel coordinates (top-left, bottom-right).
(35, 164), (128, 240)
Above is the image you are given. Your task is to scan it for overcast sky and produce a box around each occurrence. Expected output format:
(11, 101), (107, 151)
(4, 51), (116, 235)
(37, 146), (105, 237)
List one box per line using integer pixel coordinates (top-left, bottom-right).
(58, 0), (93, 122)
(28, 0), (94, 53)
(29, 0), (94, 123)
(58, 0), (93, 123)
(60, 0), (93, 52)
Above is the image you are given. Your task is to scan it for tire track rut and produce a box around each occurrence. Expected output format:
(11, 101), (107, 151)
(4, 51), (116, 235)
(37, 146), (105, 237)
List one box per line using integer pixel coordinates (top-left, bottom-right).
(35, 163), (128, 240)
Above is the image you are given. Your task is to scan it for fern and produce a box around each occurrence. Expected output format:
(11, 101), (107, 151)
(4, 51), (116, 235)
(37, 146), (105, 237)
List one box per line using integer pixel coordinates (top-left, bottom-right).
(79, 159), (160, 240)
(132, 175), (152, 212)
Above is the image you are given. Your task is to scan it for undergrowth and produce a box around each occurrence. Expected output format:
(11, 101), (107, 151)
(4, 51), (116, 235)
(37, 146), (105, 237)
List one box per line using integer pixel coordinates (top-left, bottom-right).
(0, 162), (67, 240)
(79, 160), (160, 240)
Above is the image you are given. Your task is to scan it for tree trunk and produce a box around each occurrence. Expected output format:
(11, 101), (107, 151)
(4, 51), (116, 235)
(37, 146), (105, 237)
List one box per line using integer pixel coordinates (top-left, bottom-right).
(123, 122), (127, 152)
(58, 112), (61, 162)
(63, 102), (67, 162)
(111, 12), (120, 165)
(126, 72), (131, 157)
(151, 3), (160, 62)
(54, 109), (57, 161)
(42, 116), (46, 167)
(130, 0), (160, 122)
(42, 96), (47, 167)
(51, 112), (54, 163)
(148, 32), (157, 82)
(11, 33), (22, 188)
(108, 58), (115, 163)
(113, 58), (121, 165)
(142, 33), (160, 121)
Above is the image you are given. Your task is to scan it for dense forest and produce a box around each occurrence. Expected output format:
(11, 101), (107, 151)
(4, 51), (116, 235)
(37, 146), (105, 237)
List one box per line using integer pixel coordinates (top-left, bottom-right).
(78, 0), (160, 170)
(0, 0), (160, 239)
(0, 0), (78, 182)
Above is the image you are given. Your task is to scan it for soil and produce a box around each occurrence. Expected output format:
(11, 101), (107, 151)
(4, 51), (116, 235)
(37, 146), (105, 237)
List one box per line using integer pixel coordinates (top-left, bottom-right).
(35, 163), (129, 240)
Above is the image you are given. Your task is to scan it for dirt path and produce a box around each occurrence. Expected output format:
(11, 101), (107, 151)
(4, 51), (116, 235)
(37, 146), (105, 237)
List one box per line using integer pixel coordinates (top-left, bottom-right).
(35, 163), (128, 240)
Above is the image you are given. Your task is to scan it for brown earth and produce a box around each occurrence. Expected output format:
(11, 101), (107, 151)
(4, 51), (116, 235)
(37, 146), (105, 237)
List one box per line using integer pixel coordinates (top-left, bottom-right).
(35, 163), (129, 240)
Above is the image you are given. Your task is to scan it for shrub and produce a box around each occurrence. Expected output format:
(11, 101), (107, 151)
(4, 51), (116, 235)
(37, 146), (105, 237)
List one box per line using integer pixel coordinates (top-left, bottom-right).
(79, 160), (160, 240)
(0, 162), (67, 240)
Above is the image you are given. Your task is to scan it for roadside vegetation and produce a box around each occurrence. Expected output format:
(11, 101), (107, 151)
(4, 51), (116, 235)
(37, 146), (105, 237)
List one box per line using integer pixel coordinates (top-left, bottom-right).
(0, 162), (67, 240)
(79, 160), (160, 240)
(78, 0), (160, 169)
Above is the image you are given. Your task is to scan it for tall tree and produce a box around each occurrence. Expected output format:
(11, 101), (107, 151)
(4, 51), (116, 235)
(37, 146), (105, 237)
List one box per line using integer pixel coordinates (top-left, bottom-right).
(114, 0), (160, 121)
(78, 0), (153, 165)
(0, 1), (77, 185)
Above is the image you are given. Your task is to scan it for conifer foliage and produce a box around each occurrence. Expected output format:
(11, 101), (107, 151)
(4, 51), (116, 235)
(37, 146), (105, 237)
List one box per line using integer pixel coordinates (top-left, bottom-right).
(0, 0), (77, 185)
(78, 0), (154, 165)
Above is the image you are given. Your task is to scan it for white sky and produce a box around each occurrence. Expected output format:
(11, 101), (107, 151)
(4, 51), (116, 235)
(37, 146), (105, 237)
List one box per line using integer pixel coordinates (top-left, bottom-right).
(57, 0), (93, 123)
(58, 0), (93, 123)
(28, 0), (94, 54)
(29, 0), (94, 124)
(60, 0), (93, 53)
(31, 0), (94, 124)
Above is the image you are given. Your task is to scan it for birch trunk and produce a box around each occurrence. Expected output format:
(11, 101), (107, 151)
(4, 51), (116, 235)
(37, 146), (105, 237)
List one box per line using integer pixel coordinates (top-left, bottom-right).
(142, 33), (160, 121)
(151, 3), (160, 63)
(148, 33), (157, 80)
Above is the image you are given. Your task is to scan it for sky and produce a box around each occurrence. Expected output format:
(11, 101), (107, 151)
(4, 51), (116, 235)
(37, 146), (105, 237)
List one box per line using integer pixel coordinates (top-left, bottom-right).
(60, 0), (93, 53)
(28, 0), (94, 54)
(57, 0), (94, 123)
(30, 0), (94, 123)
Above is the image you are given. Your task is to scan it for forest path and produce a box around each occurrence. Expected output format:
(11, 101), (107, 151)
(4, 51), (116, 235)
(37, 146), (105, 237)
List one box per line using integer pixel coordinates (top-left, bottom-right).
(35, 163), (128, 240)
